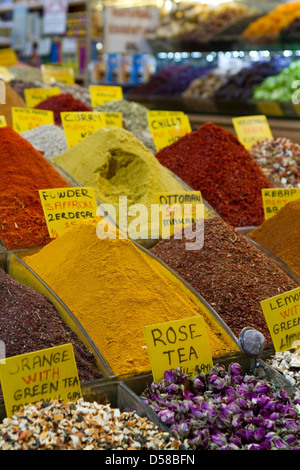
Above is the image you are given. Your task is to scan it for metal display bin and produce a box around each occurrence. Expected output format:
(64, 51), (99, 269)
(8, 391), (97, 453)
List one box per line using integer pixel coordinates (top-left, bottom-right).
(0, 252), (113, 380)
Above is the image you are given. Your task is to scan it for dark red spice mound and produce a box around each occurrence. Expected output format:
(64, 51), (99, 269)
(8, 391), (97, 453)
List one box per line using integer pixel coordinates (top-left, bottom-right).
(35, 93), (92, 126)
(0, 268), (103, 390)
(151, 217), (297, 345)
(155, 122), (273, 227)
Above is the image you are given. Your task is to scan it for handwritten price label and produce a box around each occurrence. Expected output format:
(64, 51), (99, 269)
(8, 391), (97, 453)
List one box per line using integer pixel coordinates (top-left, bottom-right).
(232, 115), (273, 150)
(261, 287), (300, 352)
(12, 107), (54, 133)
(90, 85), (123, 108)
(24, 87), (61, 108)
(262, 188), (300, 220)
(0, 48), (18, 66)
(0, 115), (7, 127)
(148, 110), (192, 152)
(41, 65), (75, 85)
(0, 344), (81, 417)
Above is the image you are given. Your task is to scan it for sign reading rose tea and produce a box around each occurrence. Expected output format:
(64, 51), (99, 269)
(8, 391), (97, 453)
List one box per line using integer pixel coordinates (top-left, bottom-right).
(232, 115), (273, 150)
(260, 287), (300, 352)
(148, 110), (192, 151)
(262, 188), (300, 220)
(39, 187), (98, 238)
(12, 107), (54, 133)
(143, 316), (212, 383)
(0, 344), (81, 417)
(90, 85), (123, 108)
(24, 87), (61, 108)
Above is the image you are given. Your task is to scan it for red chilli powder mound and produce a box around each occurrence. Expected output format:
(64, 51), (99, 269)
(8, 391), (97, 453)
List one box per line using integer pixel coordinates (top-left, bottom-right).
(0, 126), (70, 250)
(155, 122), (273, 227)
(35, 93), (92, 126)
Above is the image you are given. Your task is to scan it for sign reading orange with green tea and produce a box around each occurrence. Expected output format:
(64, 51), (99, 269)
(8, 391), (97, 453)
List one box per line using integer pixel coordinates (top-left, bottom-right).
(39, 187), (98, 238)
(260, 287), (300, 352)
(148, 110), (192, 152)
(143, 316), (212, 383)
(262, 188), (300, 220)
(90, 85), (123, 107)
(232, 115), (273, 150)
(0, 344), (81, 418)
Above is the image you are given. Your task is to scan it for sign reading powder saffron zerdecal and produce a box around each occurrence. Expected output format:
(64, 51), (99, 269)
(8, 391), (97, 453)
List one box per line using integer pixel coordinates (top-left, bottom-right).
(148, 111), (192, 151)
(232, 115), (273, 150)
(0, 344), (81, 418)
(262, 188), (300, 220)
(143, 316), (212, 383)
(260, 287), (300, 352)
(39, 187), (98, 238)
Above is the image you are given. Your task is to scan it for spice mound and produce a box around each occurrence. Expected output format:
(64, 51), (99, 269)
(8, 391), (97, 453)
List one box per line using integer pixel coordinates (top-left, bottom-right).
(53, 126), (188, 239)
(34, 93), (92, 126)
(0, 398), (182, 450)
(0, 127), (69, 250)
(250, 137), (300, 188)
(0, 268), (102, 386)
(248, 199), (300, 277)
(150, 217), (297, 344)
(0, 82), (27, 127)
(22, 218), (236, 375)
(155, 121), (273, 227)
(141, 364), (300, 450)
(21, 124), (68, 160)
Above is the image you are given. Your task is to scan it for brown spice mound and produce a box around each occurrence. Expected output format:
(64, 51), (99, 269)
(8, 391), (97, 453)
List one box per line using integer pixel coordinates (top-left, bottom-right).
(0, 268), (103, 390)
(151, 217), (297, 344)
(248, 199), (300, 277)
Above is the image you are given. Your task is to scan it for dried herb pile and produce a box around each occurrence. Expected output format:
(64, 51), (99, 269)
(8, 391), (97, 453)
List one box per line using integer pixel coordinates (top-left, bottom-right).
(151, 217), (297, 344)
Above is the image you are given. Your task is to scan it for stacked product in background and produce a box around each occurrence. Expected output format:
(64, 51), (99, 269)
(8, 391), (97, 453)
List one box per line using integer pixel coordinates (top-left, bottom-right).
(253, 60), (300, 102)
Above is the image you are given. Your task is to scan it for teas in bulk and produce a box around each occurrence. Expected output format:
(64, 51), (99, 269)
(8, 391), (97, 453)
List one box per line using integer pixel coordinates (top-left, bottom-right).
(22, 218), (236, 376)
(155, 122), (273, 227)
(250, 137), (300, 188)
(0, 268), (103, 388)
(248, 199), (300, 277)
(0, 399), (182, 450)
(141, 364), (300, 450)
(0, 127), (69, 250)
(151, 217), (297, 345)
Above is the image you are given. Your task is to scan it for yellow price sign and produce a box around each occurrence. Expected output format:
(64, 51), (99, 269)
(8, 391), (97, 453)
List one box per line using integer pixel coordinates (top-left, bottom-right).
(148, 110), (192, 152)
(89, 85), (123, 108)
(154, 191), (204, 238)
(101, 112), (123, 128)
(41, 65), (75, 85)
(257, 101), (283, 117)
(232, 115), (273, 150)
(262, 188), (300, 220)
(39, 187), (99, 238)
(24, 87), (61, 108)
(0, 344), (82, 418)
(12, 107), (54, 133)
(143, 316), (213, 383)
(61, 111), (107, 148)
(0, 48), (18, 67)
(261, 287), (300, 352)
(0, 115), (7, 127)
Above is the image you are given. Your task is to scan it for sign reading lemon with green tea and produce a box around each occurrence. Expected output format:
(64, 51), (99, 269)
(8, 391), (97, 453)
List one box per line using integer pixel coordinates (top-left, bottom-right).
(261, 287), (300, 352)
(232, 115), (273, 150)
(143, 316), (212, 383)
(262, 188), (300, 220)
(154, 191), (204, 238)
(0, 115), (7, 127)
(90, 85), (123, 108)
(24, 87), (61, 108)
(12, 107), (54, 133)
(148, 110), (192, 152)
(39, 187), (98, 238)
(0, 344), (81, 418)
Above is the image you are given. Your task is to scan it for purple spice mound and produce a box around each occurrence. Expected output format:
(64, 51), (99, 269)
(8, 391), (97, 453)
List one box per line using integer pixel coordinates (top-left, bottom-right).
(141, 363), (300, 450)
